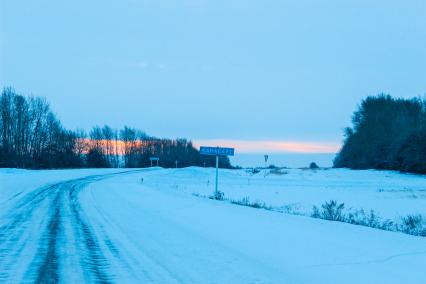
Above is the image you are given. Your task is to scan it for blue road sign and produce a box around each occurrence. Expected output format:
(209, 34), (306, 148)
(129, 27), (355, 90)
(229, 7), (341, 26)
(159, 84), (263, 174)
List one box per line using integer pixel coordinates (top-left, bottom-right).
(200, 146), (235, 156)
(149, 157), (160, 161)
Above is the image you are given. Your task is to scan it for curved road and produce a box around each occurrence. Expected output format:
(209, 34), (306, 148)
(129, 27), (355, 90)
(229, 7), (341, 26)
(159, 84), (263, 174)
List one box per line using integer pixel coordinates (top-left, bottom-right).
(0, 169), (292, 283)
(0, 171), (141, 283)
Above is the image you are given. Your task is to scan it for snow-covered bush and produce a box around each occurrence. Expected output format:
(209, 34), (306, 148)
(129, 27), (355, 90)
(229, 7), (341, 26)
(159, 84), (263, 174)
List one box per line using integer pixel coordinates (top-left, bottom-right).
(246, 168), (261, 175)
(269, 168), (288, 175)
(311, 200), (426, 236)
(230, 197), (271, 210)
(312, 200), (345, 221)
(399, 215), (426, 236)
(231, 196), (251, 206)
(346, 209), (394, 230)
(309, 162), (319, 169)
(211, 190), (225, 201)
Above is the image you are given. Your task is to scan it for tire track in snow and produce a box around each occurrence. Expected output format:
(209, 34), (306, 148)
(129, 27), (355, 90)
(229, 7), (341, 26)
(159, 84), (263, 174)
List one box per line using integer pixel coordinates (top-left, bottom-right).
(0, 170), (144, 283)
(67, 180), (112, 283)
(0, 183), (60, 280)
(34, 190), (62, 283)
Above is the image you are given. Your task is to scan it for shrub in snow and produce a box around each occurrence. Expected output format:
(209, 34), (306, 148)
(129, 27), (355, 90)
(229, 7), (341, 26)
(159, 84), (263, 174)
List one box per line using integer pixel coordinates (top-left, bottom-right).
(346, 209), (394, 231)
(250, 200), (270, 209)
(311, 200), (426, 236)
(269, 168), (289, 175)
(279, 204), (301, 215)
(246, 168), (261, 175)
(311, 206), (321, 218)
(230, 197), (271, 210)
(195, 192), (426, 237)
(231, 197), (251, 206)
(211, 190), (225, 201)
(313, 200), (345, 221)
(309, 162), (319, 169)
(313, 201), (399, 230)
(400, 215), (426, 236)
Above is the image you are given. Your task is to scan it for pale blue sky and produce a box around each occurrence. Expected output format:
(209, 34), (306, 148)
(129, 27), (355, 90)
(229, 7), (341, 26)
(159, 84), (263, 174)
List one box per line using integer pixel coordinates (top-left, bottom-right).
(1, 0), (425, 150)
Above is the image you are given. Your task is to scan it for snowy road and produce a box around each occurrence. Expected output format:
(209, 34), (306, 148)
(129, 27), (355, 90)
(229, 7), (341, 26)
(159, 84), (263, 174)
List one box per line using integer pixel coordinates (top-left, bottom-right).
(1, 168), (426, 283)
(0, 170), (145, 283)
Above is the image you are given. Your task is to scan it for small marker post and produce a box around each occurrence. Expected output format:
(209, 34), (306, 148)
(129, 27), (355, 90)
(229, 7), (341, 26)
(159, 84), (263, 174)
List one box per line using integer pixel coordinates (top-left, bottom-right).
(149, 157), (159, 167)
(264, 154), (269, 177)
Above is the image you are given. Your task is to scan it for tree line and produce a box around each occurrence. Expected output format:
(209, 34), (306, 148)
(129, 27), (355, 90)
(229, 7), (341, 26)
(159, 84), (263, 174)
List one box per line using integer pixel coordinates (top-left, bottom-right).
(0, 87), (231, 169)
(334, 94), (426, 174)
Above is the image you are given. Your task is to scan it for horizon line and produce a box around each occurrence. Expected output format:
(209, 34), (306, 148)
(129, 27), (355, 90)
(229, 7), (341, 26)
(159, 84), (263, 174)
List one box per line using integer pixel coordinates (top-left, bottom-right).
(192, 139), (340, 154)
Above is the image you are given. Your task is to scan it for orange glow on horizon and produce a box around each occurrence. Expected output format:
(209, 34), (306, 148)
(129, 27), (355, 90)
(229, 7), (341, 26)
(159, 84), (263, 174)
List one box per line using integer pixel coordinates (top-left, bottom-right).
(193, 139), (340, 154)
(77, 139), (151, 155)
(79, 138), (340, 154)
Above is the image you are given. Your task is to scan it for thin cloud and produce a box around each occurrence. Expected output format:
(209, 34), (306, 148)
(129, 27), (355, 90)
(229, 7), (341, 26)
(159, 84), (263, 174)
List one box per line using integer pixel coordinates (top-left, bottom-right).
(157, 63), (168, 69)
(129, 61), (149, 69)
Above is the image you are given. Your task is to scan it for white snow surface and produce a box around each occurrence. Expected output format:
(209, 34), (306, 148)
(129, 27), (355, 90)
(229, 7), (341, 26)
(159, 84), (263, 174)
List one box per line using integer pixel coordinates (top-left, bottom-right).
(155, 167), (426, 220)
(0, 167), (425, 283)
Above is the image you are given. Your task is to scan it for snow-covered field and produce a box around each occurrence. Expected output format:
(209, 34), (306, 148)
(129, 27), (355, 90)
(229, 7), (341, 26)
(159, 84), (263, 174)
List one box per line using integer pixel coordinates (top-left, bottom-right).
(150, 167), (426, 220)
(1, 167), (425, 283)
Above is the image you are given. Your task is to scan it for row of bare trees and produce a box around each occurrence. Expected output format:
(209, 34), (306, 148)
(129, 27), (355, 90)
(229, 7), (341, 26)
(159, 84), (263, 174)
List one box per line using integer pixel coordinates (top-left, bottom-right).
(84, 125), (230, 168)
(0, 88), (231, 169)
(0, 87), (82, 168)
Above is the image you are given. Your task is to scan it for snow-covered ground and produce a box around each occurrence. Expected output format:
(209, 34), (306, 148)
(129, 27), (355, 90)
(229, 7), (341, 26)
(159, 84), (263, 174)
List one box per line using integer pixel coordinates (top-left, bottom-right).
(229, 153), (336, 168)
(0, 167), (425, 283)
(144, 167), (426, 221)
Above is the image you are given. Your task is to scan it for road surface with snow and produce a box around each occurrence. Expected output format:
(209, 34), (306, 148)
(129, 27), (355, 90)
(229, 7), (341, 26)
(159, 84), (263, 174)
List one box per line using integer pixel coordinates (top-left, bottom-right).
(0, 168), (425, 283)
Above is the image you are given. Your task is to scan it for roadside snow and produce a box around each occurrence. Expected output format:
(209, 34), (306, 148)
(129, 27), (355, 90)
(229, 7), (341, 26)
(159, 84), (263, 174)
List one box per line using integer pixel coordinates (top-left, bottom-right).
(83, 170), (426, 283)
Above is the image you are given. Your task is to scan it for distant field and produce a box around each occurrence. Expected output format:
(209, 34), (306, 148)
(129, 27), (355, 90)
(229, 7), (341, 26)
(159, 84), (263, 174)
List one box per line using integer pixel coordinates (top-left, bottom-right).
(229, 153), (336, 168)
(144, 167), (426, 220)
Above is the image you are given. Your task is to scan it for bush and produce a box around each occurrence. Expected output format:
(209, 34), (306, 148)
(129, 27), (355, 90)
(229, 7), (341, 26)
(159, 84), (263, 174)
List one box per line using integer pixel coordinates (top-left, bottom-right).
(231, 196), (251, 206)
(400, 215), (426, 236)
(230, 197), (271, 210)
(313, 200), (345, 221)
(194, 192), (426, 237)
(211, 190), (225, 200)
(346, 209), (394, 230)
(246, 168), (261, 174)
(309, 162), (319, 169)
(269, 168), (288, 175)
(311, 200), (426, 237)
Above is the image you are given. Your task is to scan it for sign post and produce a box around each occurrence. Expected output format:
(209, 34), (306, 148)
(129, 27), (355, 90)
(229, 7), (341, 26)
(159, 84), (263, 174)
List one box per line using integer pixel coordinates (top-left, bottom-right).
(215, 155), (219, 196)
(200, 146), (235, 198)
(149, 157), (159, 167)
